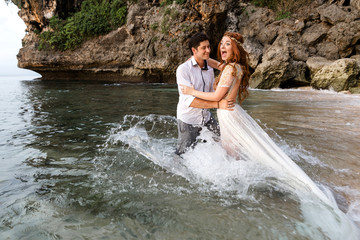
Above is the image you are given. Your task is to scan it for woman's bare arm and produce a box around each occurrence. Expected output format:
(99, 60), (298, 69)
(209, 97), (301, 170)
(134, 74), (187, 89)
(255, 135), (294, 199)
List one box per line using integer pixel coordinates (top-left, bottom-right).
(181, 85), (229, 102)
(180, 65), (234, 102)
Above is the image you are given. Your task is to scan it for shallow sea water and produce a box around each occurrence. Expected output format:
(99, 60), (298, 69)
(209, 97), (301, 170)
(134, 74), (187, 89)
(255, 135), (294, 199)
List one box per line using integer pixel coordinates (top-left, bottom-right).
(1, 76), (360, 239)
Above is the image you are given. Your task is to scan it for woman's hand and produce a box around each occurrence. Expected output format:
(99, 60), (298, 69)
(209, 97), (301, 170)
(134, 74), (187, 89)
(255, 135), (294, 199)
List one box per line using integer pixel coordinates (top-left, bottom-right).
(179, 84), (195, 95)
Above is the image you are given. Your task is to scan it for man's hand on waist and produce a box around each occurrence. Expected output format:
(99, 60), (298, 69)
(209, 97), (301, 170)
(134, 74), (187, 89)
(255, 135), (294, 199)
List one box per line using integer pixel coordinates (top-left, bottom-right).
(219, 99), (235, 111)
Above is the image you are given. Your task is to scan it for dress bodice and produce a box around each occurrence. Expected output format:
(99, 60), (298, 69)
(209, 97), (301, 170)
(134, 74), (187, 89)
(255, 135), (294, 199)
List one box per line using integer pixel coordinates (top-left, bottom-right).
(217, 63), (243, 100)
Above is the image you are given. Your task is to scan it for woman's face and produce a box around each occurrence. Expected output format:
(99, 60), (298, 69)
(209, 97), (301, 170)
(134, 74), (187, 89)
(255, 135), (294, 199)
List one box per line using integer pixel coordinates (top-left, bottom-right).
(219, 36), (234, 61)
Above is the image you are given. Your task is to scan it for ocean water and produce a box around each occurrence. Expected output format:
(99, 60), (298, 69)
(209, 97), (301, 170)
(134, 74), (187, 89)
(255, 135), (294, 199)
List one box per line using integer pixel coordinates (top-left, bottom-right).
(1, 76), (360, 239)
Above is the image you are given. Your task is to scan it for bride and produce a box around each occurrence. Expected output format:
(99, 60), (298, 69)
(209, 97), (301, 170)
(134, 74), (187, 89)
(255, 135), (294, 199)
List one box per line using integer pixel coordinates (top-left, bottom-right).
(180, 32), (332, 205)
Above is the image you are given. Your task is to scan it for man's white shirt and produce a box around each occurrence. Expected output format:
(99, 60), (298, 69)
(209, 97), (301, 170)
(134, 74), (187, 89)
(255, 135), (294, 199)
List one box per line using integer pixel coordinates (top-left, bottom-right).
(176, 56), (215, 125)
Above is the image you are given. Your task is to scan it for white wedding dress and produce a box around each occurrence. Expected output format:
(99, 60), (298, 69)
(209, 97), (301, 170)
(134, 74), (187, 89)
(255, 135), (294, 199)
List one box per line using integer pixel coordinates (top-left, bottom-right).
(216, 64), (331, 204)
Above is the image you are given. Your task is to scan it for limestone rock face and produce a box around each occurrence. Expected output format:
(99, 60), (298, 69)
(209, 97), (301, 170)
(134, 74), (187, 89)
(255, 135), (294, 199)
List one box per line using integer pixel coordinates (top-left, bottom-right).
(318, 4), (348, 25)
(239, 0), (360, 90)
(351, 0), (360, 11)
(301, 23), (330, 46)
(17, 0), (231, 82)
(306, 57), (334, 78)
(315, 42), (339, 60)
(15, 0), (360, 90)
(18, 0), (57, 32)
(243, 38), (263, 69)
(250, 34), (308, 89)
(311, 59), (360, 91)
(351, 55), (360, 67)
(327, 20), (360, 58)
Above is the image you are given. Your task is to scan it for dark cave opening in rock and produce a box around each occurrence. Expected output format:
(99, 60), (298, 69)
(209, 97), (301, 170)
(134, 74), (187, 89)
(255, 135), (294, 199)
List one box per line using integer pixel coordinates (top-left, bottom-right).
(208, 12), (228, 61)
(56, 0), (83, 19)
(354, 39), (360, 55)
(279, 78), (310, 89)
(342, 0), (351, 6)
(30, 20), (41, 31)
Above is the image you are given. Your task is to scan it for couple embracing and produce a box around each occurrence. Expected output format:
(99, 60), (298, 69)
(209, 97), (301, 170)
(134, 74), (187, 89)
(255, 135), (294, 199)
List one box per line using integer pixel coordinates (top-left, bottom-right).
(174, 32), (334, 205)
(175, 31), (250, 157)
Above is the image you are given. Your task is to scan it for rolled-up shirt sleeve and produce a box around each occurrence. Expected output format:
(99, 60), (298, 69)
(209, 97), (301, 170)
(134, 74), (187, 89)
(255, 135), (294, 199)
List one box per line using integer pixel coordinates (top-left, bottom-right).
(176, 64), (195, 107)
(183, 95), (195, 107)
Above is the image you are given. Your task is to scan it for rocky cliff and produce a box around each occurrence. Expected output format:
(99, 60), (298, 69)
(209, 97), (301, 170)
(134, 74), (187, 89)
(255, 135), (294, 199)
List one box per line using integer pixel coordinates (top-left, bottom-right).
(16, 0), (360, 91)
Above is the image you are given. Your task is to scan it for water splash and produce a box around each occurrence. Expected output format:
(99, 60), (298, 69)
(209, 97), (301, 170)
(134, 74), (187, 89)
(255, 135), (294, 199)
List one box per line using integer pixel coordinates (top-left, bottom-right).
(106, 114), (360, 239)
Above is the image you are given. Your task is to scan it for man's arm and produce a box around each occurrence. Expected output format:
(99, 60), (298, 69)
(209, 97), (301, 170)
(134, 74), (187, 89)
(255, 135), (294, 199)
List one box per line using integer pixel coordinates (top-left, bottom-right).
(208, 58), (225, 71)
(190, 98), (218, 109)
(190, 98), (234, 110)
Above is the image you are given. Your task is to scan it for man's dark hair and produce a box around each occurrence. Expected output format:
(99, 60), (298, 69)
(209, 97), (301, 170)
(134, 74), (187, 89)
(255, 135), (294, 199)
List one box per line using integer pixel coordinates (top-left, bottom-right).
(188, 32), (209, 55)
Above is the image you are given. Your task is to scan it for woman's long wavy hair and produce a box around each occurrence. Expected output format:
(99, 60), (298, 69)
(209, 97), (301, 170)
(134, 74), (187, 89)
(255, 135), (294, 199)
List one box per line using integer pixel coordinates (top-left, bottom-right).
(215, 32), (250, 104)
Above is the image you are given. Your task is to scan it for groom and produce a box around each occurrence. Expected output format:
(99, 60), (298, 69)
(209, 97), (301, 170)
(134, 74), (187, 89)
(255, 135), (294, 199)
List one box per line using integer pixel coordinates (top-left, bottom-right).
(175, 32), (233, 155)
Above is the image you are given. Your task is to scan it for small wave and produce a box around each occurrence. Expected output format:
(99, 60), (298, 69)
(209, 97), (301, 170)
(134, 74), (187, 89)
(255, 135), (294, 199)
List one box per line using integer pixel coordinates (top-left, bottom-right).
(250, 87), (360, 99)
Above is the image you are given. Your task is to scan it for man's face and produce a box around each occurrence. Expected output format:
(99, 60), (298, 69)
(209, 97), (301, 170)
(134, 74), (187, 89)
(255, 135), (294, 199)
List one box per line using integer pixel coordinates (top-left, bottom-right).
(192, 40), (210, 60)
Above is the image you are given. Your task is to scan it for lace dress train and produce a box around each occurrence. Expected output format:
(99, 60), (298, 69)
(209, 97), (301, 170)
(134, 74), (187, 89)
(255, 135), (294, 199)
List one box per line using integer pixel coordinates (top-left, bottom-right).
(217, 104), (331, 204)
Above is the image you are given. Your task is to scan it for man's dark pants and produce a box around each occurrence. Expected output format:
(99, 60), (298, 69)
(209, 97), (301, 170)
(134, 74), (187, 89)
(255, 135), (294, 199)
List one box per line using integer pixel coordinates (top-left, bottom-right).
(175, 116), (220, 155)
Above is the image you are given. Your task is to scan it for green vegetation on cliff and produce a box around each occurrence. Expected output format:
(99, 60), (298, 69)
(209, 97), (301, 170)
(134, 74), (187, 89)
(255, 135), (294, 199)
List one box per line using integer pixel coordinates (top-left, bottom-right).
(38, 0), (127, 51)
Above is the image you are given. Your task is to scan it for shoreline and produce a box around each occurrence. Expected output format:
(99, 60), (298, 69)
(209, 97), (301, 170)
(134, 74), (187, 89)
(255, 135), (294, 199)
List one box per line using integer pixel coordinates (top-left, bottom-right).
(2, 74), (360, 97)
